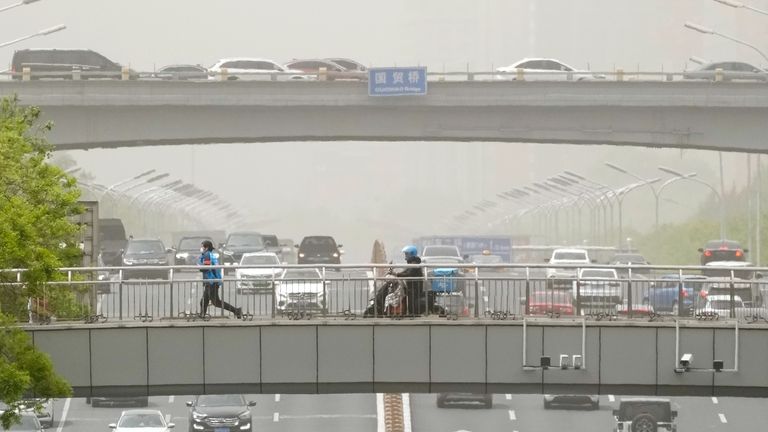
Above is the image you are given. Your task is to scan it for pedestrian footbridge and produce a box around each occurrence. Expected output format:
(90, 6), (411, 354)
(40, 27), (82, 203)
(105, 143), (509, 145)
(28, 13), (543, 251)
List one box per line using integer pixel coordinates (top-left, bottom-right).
(27, 319), (768, 398)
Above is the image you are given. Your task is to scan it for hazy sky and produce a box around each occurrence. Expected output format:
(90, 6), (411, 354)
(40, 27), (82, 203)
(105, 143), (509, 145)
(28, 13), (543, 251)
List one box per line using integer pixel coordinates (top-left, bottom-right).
(9, 0), (764, 260)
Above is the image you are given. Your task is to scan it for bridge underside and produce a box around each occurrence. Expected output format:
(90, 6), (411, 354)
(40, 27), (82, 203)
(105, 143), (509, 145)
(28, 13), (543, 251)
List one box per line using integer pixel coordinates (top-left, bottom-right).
(28, 320), (768, 397)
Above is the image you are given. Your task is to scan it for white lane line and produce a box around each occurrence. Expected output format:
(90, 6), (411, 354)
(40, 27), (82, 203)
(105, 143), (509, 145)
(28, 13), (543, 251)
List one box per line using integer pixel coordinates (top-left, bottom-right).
(168, 395), (174, 403)
(508, 409), (516, 421)
(55, 398), (70, 432)
(719, 413), (727, 423)
(711, 396), (719, 404)
(402, 393), (412, 432)
(280, 414), (378, 419)
(273, 412), (279, 422)
(275, 394), (280, 402)
(376, 393), (385, 432)
(608, 395), (615, 402)
(505, 394), (512, 400)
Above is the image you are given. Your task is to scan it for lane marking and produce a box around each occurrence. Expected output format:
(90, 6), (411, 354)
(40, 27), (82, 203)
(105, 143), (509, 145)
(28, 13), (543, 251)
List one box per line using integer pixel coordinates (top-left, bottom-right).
(711, 397), (718, 404)
(279, 414), (378, 419)
(376, 393), (385, 432)
(55, 398), (70, 432)
(505, 394), (512, 400)
(508, 409), (516, 421)
(402, 393), (412, 432)
(168, 395), (174, 403)
(273, 412), (279, 422)
(719, 413), (727, 423)
(608, 395), (615, 402)
(275, 394), (280, 402)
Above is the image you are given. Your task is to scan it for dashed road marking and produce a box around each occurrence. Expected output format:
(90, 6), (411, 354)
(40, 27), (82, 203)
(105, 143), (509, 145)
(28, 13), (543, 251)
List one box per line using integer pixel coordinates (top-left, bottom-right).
(402, 393), (412, 432)
(711, 397), (718, 404)
(376, 393), (385, 432)
(56, 398), (70, 432)
(280, 414), (378, 419)
(168, 396), (174, 403)
(508, 409), (516, 421)
(273, 412), (280, 422)
(608, 395), (615, 402)
(505, 394), (512, 400)
(275, 394), (280, 402)
(719, 413), (727, 423)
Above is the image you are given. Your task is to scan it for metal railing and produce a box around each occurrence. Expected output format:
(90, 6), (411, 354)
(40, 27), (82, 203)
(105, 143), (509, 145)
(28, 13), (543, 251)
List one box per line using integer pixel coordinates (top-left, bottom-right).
(2, 263), (767, 325)
(2, 67), (767, 83)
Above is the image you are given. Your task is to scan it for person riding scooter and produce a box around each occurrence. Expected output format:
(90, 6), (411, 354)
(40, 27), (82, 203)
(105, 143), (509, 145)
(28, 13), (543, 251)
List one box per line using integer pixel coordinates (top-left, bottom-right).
(397, 245), (425, 315)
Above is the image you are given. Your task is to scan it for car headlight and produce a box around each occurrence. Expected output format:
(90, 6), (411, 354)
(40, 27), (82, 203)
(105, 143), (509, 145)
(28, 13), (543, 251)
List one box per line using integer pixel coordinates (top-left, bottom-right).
(176, 253), (189, 259)
(298, 253), (305, 258)
(192, 412), (207, 420)
(332, 253), (339, 258)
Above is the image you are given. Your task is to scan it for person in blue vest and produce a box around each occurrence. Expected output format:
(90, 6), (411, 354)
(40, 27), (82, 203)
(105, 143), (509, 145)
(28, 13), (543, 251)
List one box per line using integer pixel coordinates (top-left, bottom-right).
(199, 240), (242, 319)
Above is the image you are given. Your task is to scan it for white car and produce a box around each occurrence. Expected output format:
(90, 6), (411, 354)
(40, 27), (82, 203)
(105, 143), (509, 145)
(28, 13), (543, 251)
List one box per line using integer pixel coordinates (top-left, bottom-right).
(495, 58), (604, 81)
(109, 409), (174, 431)
(702, 294), (745, 318)
(576, 268), (622, 313)
(235, 252), (284, 294)
(422, 245), (462, 259)
(208, 57), (307, 81)
(546, 248), (591, 278)
(276, 268), (328, 314)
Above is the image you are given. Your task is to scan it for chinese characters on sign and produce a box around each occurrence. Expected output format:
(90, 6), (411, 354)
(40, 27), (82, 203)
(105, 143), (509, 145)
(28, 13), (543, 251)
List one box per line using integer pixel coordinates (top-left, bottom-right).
(368, 67), (427, 96)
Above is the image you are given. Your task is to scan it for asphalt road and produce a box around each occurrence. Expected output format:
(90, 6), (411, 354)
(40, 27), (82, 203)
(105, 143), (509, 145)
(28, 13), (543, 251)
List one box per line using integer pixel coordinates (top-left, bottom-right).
(39, 393), (766, 432)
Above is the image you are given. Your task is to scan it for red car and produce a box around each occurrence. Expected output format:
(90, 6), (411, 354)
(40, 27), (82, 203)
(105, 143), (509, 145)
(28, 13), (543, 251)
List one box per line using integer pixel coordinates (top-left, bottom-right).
(527, 291), (574, 315)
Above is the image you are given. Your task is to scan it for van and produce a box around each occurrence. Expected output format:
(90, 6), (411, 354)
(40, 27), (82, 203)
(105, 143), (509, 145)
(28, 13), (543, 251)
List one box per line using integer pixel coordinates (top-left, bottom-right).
(11, 49), (133, 80)
(98, 218), (126, 266)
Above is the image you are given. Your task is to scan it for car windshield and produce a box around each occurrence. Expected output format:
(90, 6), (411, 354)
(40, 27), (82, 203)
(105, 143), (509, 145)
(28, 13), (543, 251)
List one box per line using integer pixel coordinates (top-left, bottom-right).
(553, 251), (587, 261)
(179, 237), (210, 250)
(283, 269), (321, 279)
(197, 394), (245, 407)
(423, 246), (460, 257)
(241, 255), (279, 265)
(704, 240), (742, 250)
(228, 234), (264, 247)
(126, 241), (164, 254)
(300, 238), (336, 253)
(580, 269), (615, 278)
(118, 412), (165, 428)
(423, 256), (463, 265)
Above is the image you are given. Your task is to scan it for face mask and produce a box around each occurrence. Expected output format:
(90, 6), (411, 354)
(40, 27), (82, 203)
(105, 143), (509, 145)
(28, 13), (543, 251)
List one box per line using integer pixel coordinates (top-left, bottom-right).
(200, 247), (205, 253)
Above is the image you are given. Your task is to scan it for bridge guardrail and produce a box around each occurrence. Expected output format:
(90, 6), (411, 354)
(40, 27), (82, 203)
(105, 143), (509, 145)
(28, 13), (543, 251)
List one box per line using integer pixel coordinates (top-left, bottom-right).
(1, 263), (767, 324)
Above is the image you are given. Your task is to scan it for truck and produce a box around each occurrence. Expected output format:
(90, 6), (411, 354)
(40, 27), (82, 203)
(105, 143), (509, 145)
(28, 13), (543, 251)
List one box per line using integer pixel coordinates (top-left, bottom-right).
(412, 235), (520, 262)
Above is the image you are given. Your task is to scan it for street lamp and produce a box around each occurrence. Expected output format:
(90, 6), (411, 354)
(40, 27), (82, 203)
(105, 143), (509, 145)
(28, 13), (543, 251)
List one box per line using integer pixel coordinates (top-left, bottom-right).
(0, 24), (66, 49)
(605, 162), (666, 228)
(659, 166), (726, 239)
(689, 56), (709, 65)
(0, 0), (41, 13)
(714, 0), (768, 16)
(684, 21), (768, 63)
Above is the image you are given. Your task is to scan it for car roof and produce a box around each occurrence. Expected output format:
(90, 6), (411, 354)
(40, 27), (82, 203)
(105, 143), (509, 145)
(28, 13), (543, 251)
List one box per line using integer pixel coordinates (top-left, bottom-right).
(553, 248), (588, 253)
(241, 252), (279, 258)
(704, 239), (743, 248)
(121, 409), (164, 415)
(160, 64), (206, 69)
(620, 397), (671, 403)
(229, 231), (262, 236)
(213, 57), (278, 64)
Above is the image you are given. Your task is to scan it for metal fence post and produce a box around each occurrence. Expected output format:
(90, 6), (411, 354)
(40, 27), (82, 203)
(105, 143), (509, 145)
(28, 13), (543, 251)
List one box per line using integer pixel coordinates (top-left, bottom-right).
(575, 268), (582, 317)
(627, 268), (634, 319)
(524, 266), (531, 316)
(473, 266), (480, 318)
(677, 268), (684, 318)
(729, 269), (736, 318)
(168, 268), (174, 319)
(118, 269), (124, 321)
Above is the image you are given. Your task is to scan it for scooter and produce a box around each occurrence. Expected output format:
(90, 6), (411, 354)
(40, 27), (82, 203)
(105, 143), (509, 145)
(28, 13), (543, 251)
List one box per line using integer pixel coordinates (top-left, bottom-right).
(363, 268), (406, 317)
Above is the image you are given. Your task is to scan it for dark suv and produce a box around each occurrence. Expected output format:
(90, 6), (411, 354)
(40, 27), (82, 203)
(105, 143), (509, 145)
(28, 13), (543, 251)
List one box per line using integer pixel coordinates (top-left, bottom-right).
(219, 232), (265, 266)
(613, 398), (677, 432)
(121, 238), (170, 279)
(11, 48), (134, 79)
(186, 394), (256, 432)
(699, 240), (747, 265)
(296, 236), (343, 266)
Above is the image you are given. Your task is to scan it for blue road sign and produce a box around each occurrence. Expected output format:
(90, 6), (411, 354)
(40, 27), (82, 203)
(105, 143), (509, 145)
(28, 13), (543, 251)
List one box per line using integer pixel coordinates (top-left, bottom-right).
(368, 67), (427, 96)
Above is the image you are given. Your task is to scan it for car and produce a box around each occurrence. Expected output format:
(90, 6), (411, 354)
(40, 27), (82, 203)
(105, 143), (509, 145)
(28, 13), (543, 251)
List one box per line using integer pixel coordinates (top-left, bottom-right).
(325, 57), (367, 72)
(109, 409), (174, 431)
(700, 274), (762, 308)
(0, 412), (44, 431)
(186, 394), (255, 432)
(219, 232), (265, 267)
(276, 268), (328, 314)
(296, 236), (343, 266)
(643, 274), (705, 315)
(235, 252), (284, 294)
(11, 48), (135, 80)
(684, 61), (767, 82)
(284, 59), (363, 80)
(546, 248), (592, 289)
(208, 58), (306, 81)
(575, 268), (622, 314)
(422, 245), (462, 259)
(436, 393), (492, 408)
(87, 395), (149, 408)
(174, 236), (216, 265)
(495, 58), (604, 81)
(702, 260), (761, 281)
(609, 253), (651, 277)
(527, 290), (574, 315)
(698, 239), (747, 265)
(700, 294), (745, 318)
(98, 218), (128, 267)
(154, 64), (208, 80)
(121, 238), (171, 279)
(613, 398), (678, 432)
(543, 394), (599, 410)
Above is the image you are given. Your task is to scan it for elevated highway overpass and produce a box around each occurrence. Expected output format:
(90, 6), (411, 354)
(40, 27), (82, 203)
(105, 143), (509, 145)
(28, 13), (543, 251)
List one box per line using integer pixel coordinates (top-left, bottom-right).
(28, 319), (767, 398)
(1, 80), (767, 152)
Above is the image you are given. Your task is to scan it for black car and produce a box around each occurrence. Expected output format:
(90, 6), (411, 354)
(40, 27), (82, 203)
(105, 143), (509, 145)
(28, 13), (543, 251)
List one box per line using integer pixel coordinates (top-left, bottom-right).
(174, 236), (215, 265)
(436, 393), (492, 408)
(154, 64), (208, 80)
(98, 218), (127, 267)
(11, 48), (134, 80)
(699, 240), (747, 265)
(613, 398), (677, 432)
(543, 394), (599, 410)
(121, 238), (171, 279)
(219, 232), (265, 266)
(186, 394), (256, 432)
(296, 236), (343, 266)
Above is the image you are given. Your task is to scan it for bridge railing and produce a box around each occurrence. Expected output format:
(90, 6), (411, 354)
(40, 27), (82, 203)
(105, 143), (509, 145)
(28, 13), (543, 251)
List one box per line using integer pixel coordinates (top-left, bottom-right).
(3, 68), (767, 83)
(2, 263), (767, 324)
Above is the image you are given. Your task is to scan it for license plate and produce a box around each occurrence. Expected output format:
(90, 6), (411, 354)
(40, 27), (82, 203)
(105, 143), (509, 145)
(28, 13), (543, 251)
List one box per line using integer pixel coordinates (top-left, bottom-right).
(215, 428), (229, 432)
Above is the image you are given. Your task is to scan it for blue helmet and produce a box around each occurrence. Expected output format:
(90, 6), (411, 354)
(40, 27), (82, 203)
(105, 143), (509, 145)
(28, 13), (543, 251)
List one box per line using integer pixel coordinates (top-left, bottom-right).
(402, 245), (418, 258)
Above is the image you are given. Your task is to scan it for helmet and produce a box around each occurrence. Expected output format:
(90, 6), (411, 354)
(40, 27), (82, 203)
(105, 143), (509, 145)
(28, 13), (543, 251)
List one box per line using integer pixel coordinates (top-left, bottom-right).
(201, 240), (214, 251)
(401, 245), (418, 258)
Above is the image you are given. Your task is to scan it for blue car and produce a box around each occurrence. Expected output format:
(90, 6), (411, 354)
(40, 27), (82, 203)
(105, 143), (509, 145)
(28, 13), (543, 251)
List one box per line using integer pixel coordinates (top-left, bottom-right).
(643, 275), (706, 315)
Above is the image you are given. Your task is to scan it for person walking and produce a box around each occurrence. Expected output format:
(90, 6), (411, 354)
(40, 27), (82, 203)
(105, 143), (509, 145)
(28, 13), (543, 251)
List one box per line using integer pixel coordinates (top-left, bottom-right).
(199, 240), (242, 319)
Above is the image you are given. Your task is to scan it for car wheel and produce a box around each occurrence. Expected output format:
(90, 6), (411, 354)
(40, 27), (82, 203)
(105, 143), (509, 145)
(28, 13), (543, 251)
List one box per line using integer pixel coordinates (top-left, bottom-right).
(631, 414), (658, 432)
(672, 302), (679, 316)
